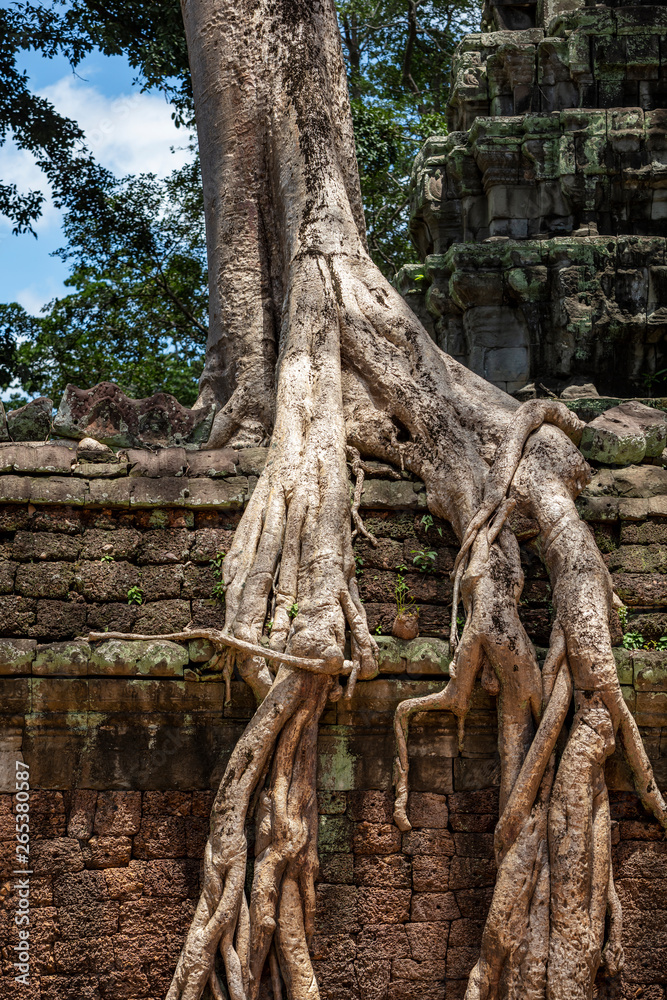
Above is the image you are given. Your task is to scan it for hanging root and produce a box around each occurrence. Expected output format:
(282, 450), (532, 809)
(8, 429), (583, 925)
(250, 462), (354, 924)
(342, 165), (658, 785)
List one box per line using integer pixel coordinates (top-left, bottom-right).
(393, 631), (484, 831)
(87, 628), (354, 679)
(346, 445), (378, 546)
(450, 400), (585, 649)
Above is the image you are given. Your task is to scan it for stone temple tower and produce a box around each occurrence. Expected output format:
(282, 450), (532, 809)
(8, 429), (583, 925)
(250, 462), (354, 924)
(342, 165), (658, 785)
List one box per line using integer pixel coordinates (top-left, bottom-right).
(402, 0), (667, 397)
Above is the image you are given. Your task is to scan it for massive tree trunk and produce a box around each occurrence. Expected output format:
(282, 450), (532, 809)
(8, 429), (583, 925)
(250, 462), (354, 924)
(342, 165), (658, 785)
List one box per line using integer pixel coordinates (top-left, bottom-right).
(159, 1), (667, 998)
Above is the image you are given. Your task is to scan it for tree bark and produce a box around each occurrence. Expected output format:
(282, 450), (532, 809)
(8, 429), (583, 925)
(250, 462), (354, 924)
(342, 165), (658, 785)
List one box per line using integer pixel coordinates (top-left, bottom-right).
(160, 1), (667, 998)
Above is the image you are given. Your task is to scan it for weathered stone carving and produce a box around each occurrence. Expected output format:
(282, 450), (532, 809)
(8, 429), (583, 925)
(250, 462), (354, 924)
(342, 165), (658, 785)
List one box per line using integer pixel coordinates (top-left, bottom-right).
(405, 5), (667, 395)
(52, 382), (216, 449)
(449, 7), (667, 131)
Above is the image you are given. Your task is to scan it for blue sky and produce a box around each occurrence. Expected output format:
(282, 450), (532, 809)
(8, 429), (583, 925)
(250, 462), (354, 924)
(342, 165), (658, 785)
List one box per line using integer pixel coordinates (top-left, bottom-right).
(0, 46), (192, 314)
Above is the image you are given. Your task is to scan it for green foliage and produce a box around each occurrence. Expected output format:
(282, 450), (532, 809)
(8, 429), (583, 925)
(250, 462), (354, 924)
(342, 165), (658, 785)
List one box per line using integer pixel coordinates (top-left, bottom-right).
(641, 368), (667, 398)
(211, 551), (226, 602)
(127, 585), (143, 605)
(0, 3), (113, 235)
(100, 554), (114, 563)
(1, 162), (208, 405)
(622, 631), (644, 650)
(421, 513), (443, 538)
(618, 604), (667, 649)
(339, 0), (481, 274)
(394, 571), (415, 616)
(288, 602), (299, 620)
(0, 0), (481, 397)
(354, 553), (365, 576)
(411, 548), (437, 572)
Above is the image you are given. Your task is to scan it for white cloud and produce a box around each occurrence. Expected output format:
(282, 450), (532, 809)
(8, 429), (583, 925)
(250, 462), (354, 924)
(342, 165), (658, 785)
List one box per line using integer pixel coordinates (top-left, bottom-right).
(41, 76), (192, 177)
(13, 281), (63, 315)
(0, 75), (191, 233)
(0, 73), (194, 311)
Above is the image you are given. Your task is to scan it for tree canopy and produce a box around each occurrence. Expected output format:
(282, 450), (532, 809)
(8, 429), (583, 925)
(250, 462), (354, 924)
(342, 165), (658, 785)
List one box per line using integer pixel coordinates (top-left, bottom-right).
(0, 0), (479, 405)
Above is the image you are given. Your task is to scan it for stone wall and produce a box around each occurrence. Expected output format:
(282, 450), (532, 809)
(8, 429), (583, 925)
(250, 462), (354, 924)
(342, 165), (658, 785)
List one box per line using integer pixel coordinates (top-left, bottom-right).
(400, 1), (667, 395)
(1, 440), (667, 998)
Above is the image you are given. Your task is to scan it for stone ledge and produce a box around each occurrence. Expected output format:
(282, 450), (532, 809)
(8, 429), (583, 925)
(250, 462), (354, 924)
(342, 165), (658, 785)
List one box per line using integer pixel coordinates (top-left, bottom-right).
(0, 636), (661, 697)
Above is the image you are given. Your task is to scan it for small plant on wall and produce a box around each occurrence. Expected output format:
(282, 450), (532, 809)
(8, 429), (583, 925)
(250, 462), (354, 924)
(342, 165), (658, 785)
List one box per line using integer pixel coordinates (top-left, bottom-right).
(210, 551), (226, 603)
(127, 586), (144, 606)
(392, 566), (419, 639)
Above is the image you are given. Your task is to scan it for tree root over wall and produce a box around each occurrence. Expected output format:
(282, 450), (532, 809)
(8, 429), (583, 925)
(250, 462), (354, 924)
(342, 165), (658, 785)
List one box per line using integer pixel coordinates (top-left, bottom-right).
(92, 0), (667, 997)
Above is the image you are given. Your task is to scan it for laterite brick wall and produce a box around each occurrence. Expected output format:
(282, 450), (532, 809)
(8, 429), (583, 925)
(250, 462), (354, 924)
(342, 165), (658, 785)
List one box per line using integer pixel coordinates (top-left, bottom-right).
(0, 443), (666, 999)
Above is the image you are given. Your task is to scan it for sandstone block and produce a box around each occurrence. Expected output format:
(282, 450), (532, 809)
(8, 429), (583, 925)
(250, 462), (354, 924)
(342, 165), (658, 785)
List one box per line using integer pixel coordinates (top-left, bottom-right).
(87, 478), (132, 507)
(0, 638), (35, 675)
(33, 641), (90, 676)
(30, 476), (88, 506)
(360, 479), (427, 510)
(184, 476), (248, 509)
(7, 397), (53, 441)
(236, 447), (268, 475)
(126, 448), (187, 478)
(0, 475), (31, 503)
(31, 677), (88, 713)
(454, 757), (501, 791)
(580, 401), (667, 464)
(374, 635), (406, 674)
(392, 637), (452, 677)
(634, 651), (667, 691)
(187, 448), (237, 477)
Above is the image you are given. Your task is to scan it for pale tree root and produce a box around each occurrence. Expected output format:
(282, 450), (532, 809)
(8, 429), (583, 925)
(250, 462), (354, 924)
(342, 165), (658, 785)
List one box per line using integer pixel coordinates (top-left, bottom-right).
(165, 252), (380, 1000)
(390, 407), (667, 999)
(165, 668), (331, 1000)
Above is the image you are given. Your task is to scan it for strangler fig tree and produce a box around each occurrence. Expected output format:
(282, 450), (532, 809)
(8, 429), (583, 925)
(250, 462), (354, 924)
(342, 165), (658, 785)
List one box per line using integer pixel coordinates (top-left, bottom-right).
(94, 1), (667, 997)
